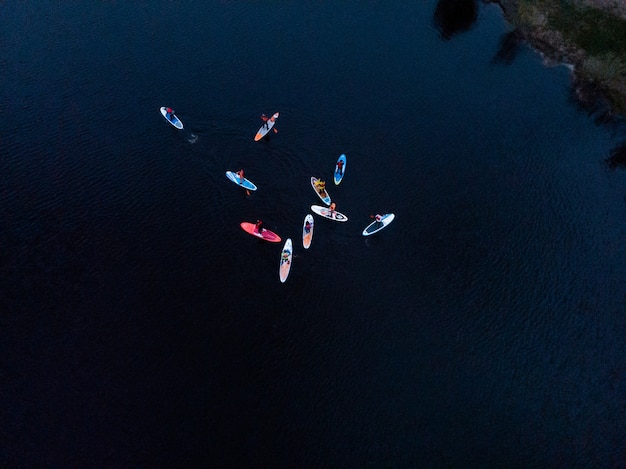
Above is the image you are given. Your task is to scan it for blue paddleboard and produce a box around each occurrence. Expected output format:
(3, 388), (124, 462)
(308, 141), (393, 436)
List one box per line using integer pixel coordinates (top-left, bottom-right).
(160, 107), (183, 129)
(226, 171), (257, 191)
(334, 153), (347, 185)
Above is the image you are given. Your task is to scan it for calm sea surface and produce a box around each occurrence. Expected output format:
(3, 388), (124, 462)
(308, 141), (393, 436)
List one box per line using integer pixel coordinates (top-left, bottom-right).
(2, 1), (625, 467)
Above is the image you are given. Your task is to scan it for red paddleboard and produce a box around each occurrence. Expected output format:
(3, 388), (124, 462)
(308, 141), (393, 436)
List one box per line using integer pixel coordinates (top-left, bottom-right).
(240, 222), (282, 242)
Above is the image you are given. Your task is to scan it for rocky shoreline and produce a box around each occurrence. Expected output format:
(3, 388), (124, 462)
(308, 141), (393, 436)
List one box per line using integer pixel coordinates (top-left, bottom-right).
(492, 0), (626, 118)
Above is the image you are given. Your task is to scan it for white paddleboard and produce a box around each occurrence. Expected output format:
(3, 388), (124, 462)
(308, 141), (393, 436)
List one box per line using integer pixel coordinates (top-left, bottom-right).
(362, 213), (395, 236)
(279, 238), (293, 283)
(160, 107), (183, 129)
(310, 204), (348, 222)
(302, 214), (314, 249)
(254, 112), (279, 141)
(225, 171), (257, 191)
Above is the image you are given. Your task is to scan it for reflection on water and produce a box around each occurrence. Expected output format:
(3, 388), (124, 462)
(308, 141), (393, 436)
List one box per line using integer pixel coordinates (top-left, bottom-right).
(570, 78), (616, 125)
(433, 0), (478, 40)
(491, 30), (522, 64)
(606, 142), (626, 169)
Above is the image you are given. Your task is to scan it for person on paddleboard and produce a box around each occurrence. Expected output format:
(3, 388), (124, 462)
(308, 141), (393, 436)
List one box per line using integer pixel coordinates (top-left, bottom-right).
(375, 214), (383, 225)
(314, 179), (326, 194)
(329, 202), (337, 218)
(336, 159), (344, 176)
(281, 251), (290, 265)
(255, 219), (264, 233)
(166, 107), (175, 120)
(304, 220), (312, 233)
(236, 169), (245, 184)
(261, 114), (269, 129)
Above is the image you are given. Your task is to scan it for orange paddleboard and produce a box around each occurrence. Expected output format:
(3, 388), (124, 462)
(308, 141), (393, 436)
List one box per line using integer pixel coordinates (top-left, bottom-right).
(254, 112), (279, 141)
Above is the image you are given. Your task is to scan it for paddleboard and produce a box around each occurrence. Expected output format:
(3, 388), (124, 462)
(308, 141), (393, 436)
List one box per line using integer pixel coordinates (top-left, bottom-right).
(254, 112), (279, 141)
(362, 213), (395, 236)
(310, 204), (348, 222)
(225, 171), (257, 191)
(240, 222), (282, 242)
(160, 107), (183, 130)
(302, 214), (314, 249)
(310, 177), (331, 205)
(334, 154), (347, 185)
(279, 238), (293, 283)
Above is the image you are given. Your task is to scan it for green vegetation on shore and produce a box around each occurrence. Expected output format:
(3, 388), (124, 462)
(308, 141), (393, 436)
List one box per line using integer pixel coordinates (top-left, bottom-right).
(505, 0), (626, 113)
(548, 2), (626, 56)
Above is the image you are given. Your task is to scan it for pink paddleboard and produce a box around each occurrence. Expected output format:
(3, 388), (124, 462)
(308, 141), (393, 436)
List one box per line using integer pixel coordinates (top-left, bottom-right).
(240, 222), (282, 243)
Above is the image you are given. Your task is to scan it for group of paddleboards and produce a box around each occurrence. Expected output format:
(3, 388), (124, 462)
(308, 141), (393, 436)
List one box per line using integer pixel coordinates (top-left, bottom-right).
(160, 107), (395, 282)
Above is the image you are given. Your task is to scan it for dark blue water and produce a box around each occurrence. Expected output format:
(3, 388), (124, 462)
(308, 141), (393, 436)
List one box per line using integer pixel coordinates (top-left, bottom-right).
(2, 1), (625, 467)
